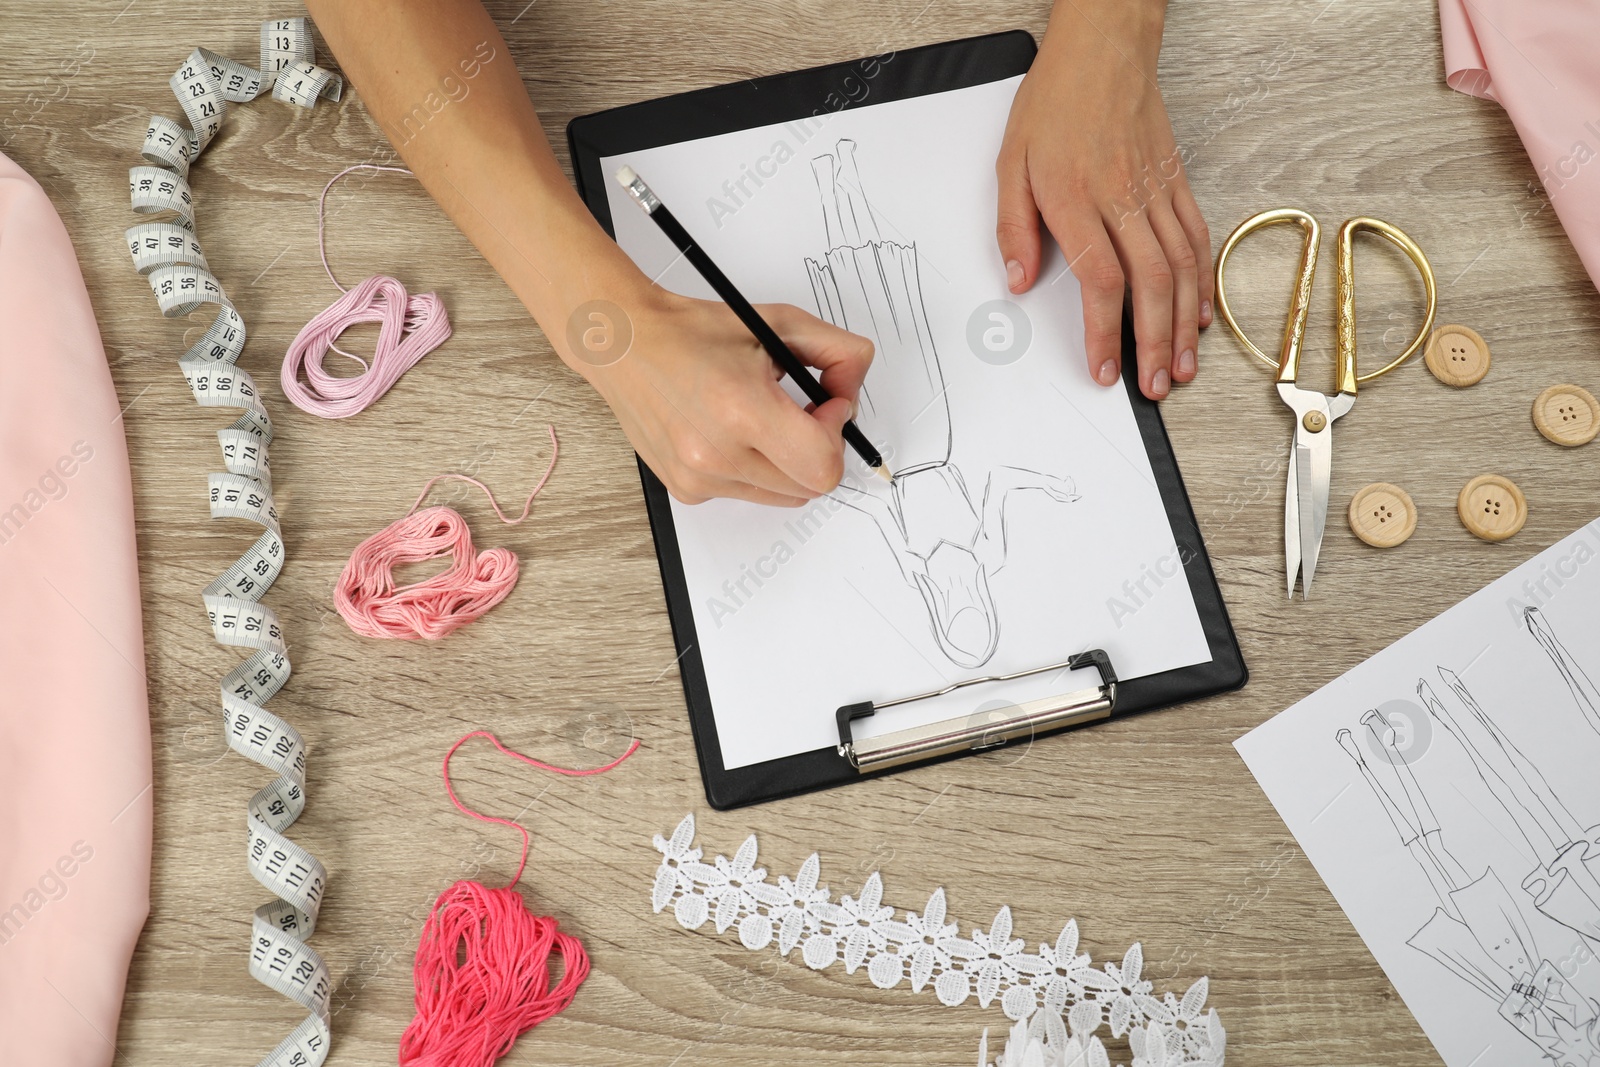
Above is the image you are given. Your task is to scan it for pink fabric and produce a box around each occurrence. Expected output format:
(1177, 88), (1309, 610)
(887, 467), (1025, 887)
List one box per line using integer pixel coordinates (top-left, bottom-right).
(0, 152), (151, 1064)
(1440, 0), (1600, 291)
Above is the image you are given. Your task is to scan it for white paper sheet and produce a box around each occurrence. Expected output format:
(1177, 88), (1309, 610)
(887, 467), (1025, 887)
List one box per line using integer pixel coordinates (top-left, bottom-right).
(602, 76), (1211, 769)
(1236, 519), (1600, 1067)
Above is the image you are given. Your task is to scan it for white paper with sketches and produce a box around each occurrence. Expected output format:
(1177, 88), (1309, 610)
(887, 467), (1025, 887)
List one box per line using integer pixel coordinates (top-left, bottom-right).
(602, 76), (1210, 770)
(1236, 519), (1600, 1067)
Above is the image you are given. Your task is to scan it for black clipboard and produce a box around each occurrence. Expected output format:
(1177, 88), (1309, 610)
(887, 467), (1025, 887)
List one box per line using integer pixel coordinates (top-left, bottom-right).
(568, 30), (1247, 809)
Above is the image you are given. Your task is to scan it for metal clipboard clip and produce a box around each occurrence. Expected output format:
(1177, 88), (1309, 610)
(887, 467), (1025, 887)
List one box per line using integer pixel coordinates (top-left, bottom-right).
(835, 650), (1118, 773)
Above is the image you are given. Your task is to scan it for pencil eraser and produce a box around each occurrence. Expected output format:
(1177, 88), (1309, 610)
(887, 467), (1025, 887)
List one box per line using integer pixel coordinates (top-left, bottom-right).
(615, 165), (637, 186)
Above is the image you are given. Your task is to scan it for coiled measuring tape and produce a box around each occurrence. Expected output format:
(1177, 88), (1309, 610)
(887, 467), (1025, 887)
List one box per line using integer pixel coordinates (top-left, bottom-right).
(124, 19), (341, 1067)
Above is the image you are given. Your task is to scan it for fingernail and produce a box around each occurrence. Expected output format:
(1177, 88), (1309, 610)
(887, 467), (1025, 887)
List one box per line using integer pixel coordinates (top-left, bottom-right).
(1152, 368), (1171, 396)
(1177, 349), (1195, 376)
(1006, 259), (1024, 291)
(1097, 360), (1119, 385)
(1200, 299), (1212, 324)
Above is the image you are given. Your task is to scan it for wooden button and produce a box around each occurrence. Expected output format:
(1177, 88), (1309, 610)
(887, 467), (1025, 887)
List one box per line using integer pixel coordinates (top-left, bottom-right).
(1457, 474), (1527, 542)
(1424, 324), (1490, 387)
(1348, 483), (1417, 548)
(1532, 383), (1600, 446)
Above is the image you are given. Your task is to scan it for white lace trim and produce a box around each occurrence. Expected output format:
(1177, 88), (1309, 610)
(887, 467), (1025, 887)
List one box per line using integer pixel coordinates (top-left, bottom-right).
(979, 1009), (1225, 1067)
(651, 815), (1225, 1067)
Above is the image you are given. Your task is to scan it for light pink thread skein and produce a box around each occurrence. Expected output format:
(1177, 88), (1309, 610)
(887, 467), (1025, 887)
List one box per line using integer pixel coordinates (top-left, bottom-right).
(335, 425), (558, 639)
(281, 164), (451, 418)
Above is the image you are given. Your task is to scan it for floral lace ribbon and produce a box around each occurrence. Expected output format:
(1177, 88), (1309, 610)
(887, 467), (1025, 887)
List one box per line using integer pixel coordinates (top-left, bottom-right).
(651, 815), (1225, 1067)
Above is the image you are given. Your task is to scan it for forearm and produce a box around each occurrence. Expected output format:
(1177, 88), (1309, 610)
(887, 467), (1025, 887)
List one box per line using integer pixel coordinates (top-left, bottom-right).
(304, 0), (642, 370)
(1042, 0), (1165, 71)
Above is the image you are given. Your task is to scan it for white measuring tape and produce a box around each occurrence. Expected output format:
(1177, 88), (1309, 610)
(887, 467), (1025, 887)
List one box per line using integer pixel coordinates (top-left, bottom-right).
(124, 19), (340, 1067)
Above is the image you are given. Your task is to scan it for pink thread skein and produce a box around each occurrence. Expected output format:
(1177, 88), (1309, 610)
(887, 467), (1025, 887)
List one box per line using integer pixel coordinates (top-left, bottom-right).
(335, 426), (558, 639)
(281, 164), (451, 418)
(399, 730), (641, 1067)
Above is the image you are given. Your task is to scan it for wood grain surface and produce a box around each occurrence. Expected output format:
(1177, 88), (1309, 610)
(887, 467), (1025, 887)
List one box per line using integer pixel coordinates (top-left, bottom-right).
(4, 1), (1596, 1064)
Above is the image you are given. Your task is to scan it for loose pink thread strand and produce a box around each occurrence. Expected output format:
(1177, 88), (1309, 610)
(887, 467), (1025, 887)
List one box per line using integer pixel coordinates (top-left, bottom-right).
(281, 164), (451, 418)
(399, 731), (640, 1067)
(334, 426), (558, 640)
(439, 729), (642, 890)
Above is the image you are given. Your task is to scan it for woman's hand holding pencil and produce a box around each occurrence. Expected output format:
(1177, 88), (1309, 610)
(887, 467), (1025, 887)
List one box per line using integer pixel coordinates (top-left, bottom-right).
(617, 166), (895, 494)
(577, 286), (874, 507)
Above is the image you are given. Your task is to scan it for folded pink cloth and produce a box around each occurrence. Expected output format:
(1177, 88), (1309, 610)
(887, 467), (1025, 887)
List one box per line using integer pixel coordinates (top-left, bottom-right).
(1440, 0), (1600, 291)
(0, 151), (151, 1065)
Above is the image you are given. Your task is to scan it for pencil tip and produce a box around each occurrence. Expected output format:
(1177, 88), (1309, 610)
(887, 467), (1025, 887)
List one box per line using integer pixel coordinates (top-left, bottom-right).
(875, 465), (894, 485)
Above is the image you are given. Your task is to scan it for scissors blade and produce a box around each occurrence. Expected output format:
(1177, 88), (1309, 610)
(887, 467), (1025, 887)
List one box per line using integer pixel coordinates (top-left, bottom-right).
(1284, 434), (1301, 599)
(1298, 424), (1334, 598)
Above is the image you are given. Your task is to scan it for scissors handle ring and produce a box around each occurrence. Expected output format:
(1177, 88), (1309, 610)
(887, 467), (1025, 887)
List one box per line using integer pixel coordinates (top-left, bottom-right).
(1338, 217), (1437, 385)
(1214, 208), (1321, 379)
(1213, 209), (1437, 390)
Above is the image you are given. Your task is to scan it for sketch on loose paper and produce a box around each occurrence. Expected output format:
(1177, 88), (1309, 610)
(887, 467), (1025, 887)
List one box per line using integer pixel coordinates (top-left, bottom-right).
(1235, 523), (1600, 1067)
(803, 139), (1081, 668)
(1331, 606), (1600, 1065)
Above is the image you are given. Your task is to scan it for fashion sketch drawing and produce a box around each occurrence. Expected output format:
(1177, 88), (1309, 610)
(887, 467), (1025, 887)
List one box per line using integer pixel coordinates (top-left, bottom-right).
(1336, 606), (1600, 1065)
(802, 139), (1080, 670)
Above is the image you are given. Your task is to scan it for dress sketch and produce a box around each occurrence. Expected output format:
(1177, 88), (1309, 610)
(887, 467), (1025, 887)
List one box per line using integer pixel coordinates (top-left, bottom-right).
(802, 139), (1080, 669)
(1335, 607), (1600, 1065)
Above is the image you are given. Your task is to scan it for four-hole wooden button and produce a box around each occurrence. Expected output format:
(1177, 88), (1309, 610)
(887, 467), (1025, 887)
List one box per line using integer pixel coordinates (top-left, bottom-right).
(1349, 483), (1417, 548)
(1424, 324), (1490, 387)
(1533, 384), (1600, 446)
(1457, 474), (1527, 541)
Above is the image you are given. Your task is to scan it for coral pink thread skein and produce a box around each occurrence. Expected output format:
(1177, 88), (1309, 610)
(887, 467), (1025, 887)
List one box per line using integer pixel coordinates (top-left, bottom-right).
(335, 426), (557, 639)
(399, 730), (640, 1067)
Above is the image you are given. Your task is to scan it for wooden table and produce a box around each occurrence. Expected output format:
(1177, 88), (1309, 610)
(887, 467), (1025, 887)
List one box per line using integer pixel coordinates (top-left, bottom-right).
(3, 1), (1595, 1063)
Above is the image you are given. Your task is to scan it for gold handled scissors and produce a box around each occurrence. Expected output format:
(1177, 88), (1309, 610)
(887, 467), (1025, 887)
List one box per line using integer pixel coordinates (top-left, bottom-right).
(1214, 209), (1436, 599)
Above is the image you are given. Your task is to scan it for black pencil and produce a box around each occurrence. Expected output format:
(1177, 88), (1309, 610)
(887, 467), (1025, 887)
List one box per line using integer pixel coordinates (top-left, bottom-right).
(615, 165), (893, 485)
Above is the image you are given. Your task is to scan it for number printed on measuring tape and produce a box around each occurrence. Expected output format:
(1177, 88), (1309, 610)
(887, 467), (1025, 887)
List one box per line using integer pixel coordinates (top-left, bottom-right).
(123, 18), (341, 1067)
